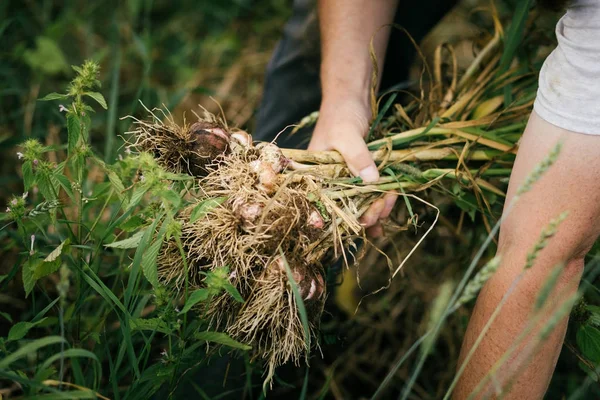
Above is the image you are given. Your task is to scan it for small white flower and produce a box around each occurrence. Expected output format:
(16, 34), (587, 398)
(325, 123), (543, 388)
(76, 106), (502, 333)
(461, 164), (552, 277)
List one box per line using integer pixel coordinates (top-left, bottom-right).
(139, 175), (145, 182)
(6, 207), (10, 213)
(59, 104), (67, 112)
(10, 199), (18, 206)
(16, 152), (24, 160)
(118, 154), (123, 161)
(160, 349), (168, 357)
(125, 147), (132, 155)
(30, 234), (35, 255)
(33, 159), (38, 166)
(22, 192), (28, 200)
(175, 307), (180, 313)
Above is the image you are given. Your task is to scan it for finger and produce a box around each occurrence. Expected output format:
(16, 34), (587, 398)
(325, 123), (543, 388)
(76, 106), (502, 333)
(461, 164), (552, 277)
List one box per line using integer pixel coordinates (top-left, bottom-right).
(366, 223), (383, 238)
(359, 198), (385, 228)
(379, 192), (398, 220)
(334, 133), (379, 183)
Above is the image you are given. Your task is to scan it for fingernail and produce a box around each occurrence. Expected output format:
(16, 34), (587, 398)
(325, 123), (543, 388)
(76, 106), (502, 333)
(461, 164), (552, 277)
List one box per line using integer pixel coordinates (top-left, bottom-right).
(359, 165), (379, 183)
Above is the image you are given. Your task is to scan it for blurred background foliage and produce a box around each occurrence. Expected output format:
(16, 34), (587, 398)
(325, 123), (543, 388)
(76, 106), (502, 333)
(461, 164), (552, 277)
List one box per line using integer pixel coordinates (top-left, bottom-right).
(2, 0), (600, 399)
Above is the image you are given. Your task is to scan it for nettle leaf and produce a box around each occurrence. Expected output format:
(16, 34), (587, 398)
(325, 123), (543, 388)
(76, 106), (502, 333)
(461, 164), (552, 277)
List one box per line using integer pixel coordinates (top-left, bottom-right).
(159, 190), (181, 208)
(190, 197), (227, 223)
(194, 331), (251, 351)
(223, 282), (244, 303)
(130, 317), (173, 334)
(120, 216), (146, 232)
(8, 318), (47, 341)
(36, 173), (56, 202)
(33, 259), (61, 281)
(577, 324), (600, 364)
(22, 259), (36, 297)
(44, 239), (69, 263)
(39, 92), (69, 101)
(84, 92), (107, 109)
(53, 172), (74, 201)
(141, 238), (162, 287)
(66, 112), (81, 155)
(22, 161), (34, 191)
(105, 230), (146, 249)
(180, 289), (212, 314)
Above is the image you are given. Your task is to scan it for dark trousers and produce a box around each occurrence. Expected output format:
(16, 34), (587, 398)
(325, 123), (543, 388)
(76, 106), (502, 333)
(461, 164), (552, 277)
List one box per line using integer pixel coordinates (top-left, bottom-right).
(254, 0), (459, 149)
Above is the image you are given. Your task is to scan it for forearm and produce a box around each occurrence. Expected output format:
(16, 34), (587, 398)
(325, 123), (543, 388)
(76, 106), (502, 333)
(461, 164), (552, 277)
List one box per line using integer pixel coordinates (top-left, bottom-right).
(318, 0), (399, 107)
(454, 112), (600, 399)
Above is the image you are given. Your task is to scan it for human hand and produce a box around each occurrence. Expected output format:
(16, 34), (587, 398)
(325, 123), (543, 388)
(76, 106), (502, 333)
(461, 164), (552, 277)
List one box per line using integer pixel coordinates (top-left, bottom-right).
(308, 99), (397, 237)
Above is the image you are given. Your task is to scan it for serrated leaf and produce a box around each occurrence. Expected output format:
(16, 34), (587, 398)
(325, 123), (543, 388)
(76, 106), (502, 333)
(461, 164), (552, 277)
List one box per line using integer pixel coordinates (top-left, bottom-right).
(37, 173), (56, 202)
(33, 259), (61, 280)
(190, 197), (227, 223)
(120, 216), (145, 232)
(84, 91), (107, 109)
(53, 172), (74, 201)
(128, 185), (149, 210)
(141, 218), (169, 287)
(105, 230), (146, 249)
(180, 289), (212, 314)
(577, 324), (600, 364)
(8, 318), (47, 341)
(22, 259), (36, 297)
(130, 317), (172, 334)
(39, 92), (69, 101)
(159, 190), (181, 208)
(22, 161), (34, 191)
(66, 113), (81, 155)
(223, 282), (244, 303)
(44, 239), (70, 262)
(194, 331), (251, 350)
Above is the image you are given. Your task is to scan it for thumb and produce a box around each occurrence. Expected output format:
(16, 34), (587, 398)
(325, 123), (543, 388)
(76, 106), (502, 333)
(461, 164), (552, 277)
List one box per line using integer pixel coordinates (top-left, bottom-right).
(335, 133), (379, 183)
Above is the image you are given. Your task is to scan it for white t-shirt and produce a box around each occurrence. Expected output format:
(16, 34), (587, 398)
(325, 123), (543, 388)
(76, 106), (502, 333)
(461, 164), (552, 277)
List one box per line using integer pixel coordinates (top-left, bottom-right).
(534, 0), (600, 135)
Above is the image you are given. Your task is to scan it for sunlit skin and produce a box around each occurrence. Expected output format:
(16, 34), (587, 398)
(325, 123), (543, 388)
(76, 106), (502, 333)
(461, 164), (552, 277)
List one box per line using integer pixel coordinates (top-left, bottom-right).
(312, 1), (600, 398)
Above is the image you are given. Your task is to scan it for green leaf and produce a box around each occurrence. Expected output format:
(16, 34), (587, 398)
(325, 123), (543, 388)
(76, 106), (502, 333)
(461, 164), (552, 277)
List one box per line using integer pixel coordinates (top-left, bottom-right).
(159, 190), (181, 208)
(22, 259), (36, 297)
(33, 259), (61, 281)
(37, 173), (56, 202)
(223, 282), (244, 303)
(0, 336), (66, 369)
(280, 249), (311, 352)
(45, 239), (69, 262)
(130, 317), (173, 334)
(84, 91), (107, 109)
(22, 161), (34, 191)
(128, 184), (149, 210)
(8, 318), (48, 341)
(66, 113), (81, 155)
(180, 289), (212, 314)
(194, 331), (251, 350)
(190, 197), (227, 223)
(0, 274), (7, 284)
(577, 324), (600, 364)
(105, 230), (146, 249)
(53, 172), (74, 201)
(0, 311), (12, 323)
(22, 37), (68, 76)
(39, 92), (69, 101)
(120, 216), (146, 232)
(141, 231), (165, 288)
